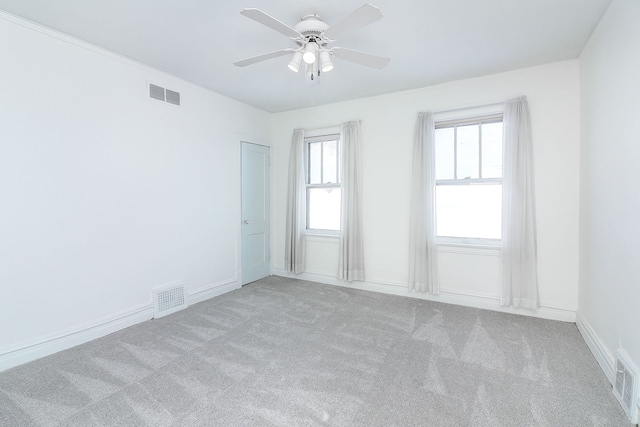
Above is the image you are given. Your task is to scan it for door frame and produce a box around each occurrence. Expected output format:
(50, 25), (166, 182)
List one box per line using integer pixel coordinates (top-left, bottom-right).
(236, 134), (271, 287)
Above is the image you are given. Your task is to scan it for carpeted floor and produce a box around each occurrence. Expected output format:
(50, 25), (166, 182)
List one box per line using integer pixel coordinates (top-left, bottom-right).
(0, 276), (631, 426)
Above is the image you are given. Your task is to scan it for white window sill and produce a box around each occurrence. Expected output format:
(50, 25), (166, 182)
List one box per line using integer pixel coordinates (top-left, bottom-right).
(305, 230), (340, 238)
(437, 241), (500, 248)
(437, 241), (501, 256)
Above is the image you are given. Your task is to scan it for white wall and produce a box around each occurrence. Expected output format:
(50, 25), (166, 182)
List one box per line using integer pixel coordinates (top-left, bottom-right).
(0, 13), (270, 370)
(0, 7), (593, 372)
(578, 0), (640, 383)
(272, 61), (581, 321)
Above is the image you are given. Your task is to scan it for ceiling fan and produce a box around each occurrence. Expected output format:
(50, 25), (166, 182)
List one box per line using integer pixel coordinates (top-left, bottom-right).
(233, 3), (389, 84)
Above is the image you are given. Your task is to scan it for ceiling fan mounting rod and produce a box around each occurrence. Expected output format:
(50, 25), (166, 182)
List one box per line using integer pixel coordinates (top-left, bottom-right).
(305, 35), (322, 44)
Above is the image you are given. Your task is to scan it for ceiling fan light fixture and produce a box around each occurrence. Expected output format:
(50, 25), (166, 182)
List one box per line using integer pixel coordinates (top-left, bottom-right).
(287, 51), (303, 72)
(319, 50), (334, 72)
(303, 42), (318, 64)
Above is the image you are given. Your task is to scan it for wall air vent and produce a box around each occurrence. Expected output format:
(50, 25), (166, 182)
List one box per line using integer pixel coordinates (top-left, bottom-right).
(149, 83), (180, 106)
(613, 348), (639, 424)
(165, 89), (181, 106)
(149, 83), (165, 101)
(152, 280), (188, 319)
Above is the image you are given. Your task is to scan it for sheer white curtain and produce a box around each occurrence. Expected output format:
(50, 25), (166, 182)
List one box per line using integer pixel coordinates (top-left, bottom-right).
(408, 112), (438, 294)
(337, 121), (365, 281)
(501, 96), (539, 309)
(284, 129), (306, 274)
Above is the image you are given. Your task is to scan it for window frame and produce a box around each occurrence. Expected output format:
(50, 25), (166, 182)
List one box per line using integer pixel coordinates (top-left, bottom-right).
(304, 132), (342, 235)
(434, 113), (504, 247)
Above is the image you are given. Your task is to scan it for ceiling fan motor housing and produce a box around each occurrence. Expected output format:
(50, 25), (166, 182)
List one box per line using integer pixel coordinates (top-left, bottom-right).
(294, 15), (330, 47)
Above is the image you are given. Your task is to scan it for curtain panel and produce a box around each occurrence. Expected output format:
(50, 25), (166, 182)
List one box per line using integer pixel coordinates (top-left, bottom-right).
(408, 112), (439, 294)
(284, 129), (306, 273)
(337, 121), (365, 282)
(501, 96), (539, 309)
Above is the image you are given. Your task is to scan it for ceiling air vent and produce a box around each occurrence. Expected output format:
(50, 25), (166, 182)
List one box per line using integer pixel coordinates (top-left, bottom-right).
(613, 348), (639, 424)
(149, 83), (180, 106)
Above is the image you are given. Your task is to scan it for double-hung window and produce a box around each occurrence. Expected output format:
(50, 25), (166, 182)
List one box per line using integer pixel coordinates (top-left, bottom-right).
(305, 133), (341, 233)
(435, 114), (503, 245)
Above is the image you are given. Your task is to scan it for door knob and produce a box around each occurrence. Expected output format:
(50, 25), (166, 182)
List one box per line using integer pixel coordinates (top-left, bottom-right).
(243, 220), (249, 225)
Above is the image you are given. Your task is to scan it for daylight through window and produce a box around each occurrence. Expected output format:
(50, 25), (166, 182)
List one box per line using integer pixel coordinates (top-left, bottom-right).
(306, 134), (341, 232)
(435, 114), (503, 243)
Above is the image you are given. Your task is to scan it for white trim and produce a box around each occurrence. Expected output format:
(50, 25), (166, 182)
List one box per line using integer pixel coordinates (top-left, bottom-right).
(188, 278), (240, 306)
(437, 237), (501, 247)
(0, 278), (241, 373)
(304, 126), (341, 138)
(235, 133), (271, 148)
(0, 305), (153, 373)
(434, 103), (504, 122)
(237, 140), (244, 285)
(437, 244), (501, 256)
(273, 269), (576, 322)
(305, 232), (340, 241)
(576, 311), (616, 385)
(0, 11), (135, 66)
(305, 229), (340, 237)
(0, 10), (247, 107)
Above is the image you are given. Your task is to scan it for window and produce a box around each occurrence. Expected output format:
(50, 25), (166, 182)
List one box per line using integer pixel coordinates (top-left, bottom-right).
(306, 133), (341, 232)
(435, 114), (503, 244)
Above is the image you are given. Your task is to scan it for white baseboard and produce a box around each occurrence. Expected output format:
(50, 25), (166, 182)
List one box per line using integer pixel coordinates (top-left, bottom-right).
(0, 278), (241, 373)
(273, 268), (576, 323)
(188, 278), (240, 306)
(0, 304), (153, 373)
(575, 311), (615, 385)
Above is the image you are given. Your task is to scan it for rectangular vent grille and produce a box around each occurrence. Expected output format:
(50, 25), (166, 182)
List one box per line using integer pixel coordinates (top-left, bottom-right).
(149, 83), (180, 106)
(149, 83), (165, 101)
(165, 89), (180, 106)
(613, 348), (639, 423)
(152, 281), (188, 318)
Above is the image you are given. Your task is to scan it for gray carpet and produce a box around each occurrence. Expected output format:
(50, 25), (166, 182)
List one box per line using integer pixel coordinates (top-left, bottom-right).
(0, 276), (631, 426)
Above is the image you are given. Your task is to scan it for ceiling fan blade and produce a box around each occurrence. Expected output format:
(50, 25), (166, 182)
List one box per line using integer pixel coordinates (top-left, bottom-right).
(332, 48), (389, 69)
(234, 49), (293, 67)
(324, 4), (383, 40)
(240, 8), (303, 39)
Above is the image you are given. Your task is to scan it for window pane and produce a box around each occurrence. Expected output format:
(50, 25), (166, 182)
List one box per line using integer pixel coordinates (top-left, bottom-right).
(308, 187), (341, 230)
(309, 142), (321, 184)
(322, 140), (338, 184)
(436, 184), (501, 239)
(456, 125), (479, 179)
(482, 122), (503, 178)
(435, 128), (455, 180)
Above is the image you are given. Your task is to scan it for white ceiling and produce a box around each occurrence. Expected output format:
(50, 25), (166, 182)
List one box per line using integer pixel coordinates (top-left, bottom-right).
(0, 0), (612, 113)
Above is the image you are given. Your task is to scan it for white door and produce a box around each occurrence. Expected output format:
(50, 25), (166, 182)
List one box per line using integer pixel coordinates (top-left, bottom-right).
(241, 142), (270, 285)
